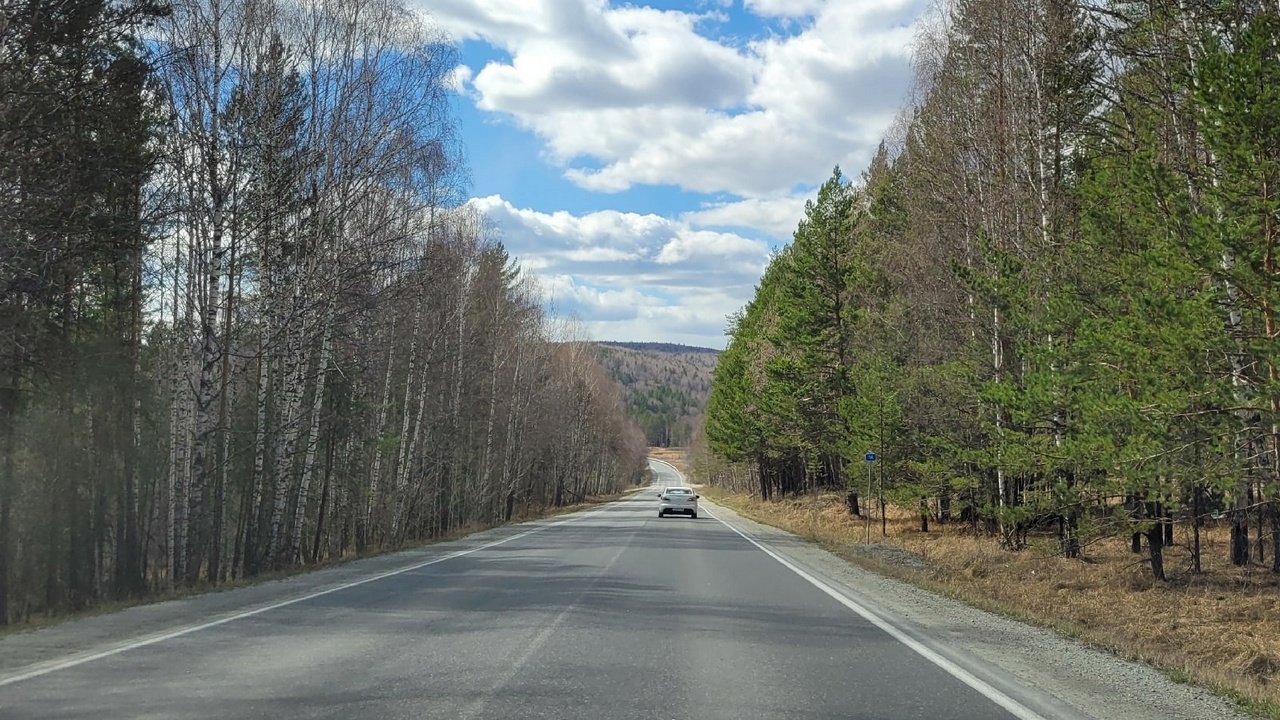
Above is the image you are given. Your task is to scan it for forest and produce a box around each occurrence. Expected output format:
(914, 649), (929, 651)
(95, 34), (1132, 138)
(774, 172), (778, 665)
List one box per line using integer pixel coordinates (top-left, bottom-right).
(0, 0), (647, 625)
(700, 0), (1280, 581)
(596, 343), (717, 447)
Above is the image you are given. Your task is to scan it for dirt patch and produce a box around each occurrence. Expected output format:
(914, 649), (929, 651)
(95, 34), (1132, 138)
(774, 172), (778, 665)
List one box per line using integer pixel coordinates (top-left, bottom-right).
(845, 541), (930, 572)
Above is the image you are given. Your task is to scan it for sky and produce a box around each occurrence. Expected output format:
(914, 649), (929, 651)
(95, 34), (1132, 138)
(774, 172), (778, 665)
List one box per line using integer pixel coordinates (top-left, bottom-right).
(418, 0), (929, 349)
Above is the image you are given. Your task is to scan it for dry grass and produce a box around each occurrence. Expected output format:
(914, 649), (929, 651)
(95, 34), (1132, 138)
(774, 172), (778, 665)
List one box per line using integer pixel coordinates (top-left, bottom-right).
(694, 480), (1280, 718)
(648, 447), (693, 476)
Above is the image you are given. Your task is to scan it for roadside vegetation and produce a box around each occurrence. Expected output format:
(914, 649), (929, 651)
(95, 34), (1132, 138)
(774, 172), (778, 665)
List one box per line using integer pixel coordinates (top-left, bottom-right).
(695, 0), (1280, 713)
(0, 0), (648, 627)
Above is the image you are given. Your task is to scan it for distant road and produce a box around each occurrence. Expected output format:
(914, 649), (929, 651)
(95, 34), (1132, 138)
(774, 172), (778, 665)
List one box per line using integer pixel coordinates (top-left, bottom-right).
(0, 460), (1188, 719)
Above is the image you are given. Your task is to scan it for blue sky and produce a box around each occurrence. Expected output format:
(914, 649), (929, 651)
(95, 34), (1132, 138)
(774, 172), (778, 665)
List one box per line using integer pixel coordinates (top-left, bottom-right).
(420, 0), (929, 348)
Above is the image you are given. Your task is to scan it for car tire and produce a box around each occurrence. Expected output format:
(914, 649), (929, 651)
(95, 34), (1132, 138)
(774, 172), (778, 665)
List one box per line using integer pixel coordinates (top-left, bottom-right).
(658, 510), (664, 518)
(691, 512), (698, 519)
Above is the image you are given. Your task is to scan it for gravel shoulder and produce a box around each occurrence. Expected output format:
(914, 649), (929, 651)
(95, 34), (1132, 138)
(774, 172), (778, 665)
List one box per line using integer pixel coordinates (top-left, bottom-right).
(700, 495), (1252, 720)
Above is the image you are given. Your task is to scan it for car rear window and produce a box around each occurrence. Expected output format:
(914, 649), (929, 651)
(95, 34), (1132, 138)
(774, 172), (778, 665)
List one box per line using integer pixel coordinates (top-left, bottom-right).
(665, 488), (692, 495)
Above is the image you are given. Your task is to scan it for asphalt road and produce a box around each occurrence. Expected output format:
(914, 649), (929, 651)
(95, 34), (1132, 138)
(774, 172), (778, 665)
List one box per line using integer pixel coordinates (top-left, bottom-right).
(0, 461), (1076, 720)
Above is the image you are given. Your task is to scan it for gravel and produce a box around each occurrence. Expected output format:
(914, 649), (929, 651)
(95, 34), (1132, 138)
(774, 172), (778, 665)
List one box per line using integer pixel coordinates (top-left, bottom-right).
(702, 496), (1254, 720)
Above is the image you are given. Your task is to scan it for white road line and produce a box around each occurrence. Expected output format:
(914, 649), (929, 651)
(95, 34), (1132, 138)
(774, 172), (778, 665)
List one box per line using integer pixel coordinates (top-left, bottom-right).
(0, 508), (604, 688)
(651, 453), (1049, 720)
(702, 505), (1048, 720)
(648, 458), (681, 477)
(642, 461), (1040, 716)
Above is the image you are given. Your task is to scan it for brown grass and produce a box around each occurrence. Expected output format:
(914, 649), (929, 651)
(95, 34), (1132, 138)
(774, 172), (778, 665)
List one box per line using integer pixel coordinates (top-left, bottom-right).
(648, 446), (693, 476)
(690, 475), (1280, 718)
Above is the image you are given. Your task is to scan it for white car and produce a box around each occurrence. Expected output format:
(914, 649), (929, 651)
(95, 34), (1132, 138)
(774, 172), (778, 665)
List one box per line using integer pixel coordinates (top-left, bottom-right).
(657, 486), (699, 518)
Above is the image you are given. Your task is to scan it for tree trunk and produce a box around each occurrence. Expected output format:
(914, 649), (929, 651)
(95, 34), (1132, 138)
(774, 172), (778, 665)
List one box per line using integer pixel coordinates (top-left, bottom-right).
(267, 291), (308, 567)
(1271, 500), (1280, 574)
(245, 341), (270, 576)
(1147, 519), (1166, 581)
(0, 367), (17, 625)
(1059, 513), (1080, 558)
(210, 231), (238, 585)
(1232, 507), (1250, 566)
(388, 303), (423, 542)
(392, 331), (434, 542)
(311, 429), (335, 564)
(290, 313), (334, 565)
(364, 336), (398, 549)
(123, 252), (144, 595)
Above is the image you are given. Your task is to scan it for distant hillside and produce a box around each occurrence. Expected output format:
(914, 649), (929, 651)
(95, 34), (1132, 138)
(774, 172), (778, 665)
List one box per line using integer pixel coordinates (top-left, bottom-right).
(598, 341), (720, 355)
(595, 343), (719, 447)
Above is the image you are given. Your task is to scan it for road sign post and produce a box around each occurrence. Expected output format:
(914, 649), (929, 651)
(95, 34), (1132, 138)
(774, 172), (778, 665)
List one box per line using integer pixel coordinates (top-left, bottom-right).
(864, 453), (877, 543)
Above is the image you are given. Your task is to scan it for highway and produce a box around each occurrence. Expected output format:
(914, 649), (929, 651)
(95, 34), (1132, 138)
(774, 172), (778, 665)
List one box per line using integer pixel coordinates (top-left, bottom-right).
(0, 461), (1120, 719)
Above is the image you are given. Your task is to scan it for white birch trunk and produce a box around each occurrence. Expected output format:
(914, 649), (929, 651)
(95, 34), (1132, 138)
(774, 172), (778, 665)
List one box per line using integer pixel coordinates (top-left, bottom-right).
(364, 334), (398, 543)
(266, 286), (309, 564)
(289, 305), (334, 563)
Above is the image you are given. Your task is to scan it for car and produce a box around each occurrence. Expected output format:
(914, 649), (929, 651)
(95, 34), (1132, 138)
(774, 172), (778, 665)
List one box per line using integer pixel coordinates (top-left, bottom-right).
(657, 486), (699, 518)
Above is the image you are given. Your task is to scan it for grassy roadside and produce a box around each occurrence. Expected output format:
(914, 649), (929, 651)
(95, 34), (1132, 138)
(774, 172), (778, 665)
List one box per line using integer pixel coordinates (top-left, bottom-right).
(0, 489), (634, 640)
(667, 453), (1280, 719)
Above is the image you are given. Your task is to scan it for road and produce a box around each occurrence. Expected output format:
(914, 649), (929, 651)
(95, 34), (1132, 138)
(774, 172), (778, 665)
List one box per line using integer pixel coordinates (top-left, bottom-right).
(0, 461), (1095, 719)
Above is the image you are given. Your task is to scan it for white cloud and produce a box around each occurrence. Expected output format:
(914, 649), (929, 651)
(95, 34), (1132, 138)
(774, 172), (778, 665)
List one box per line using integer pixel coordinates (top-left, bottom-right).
(423, 0), (925, 200)
(471, 194), (769, 347)
(682, 195), (809, 240)
(550, 284), (746, 347)
(743, 0), (826, 17)
(655, 229), (765, 265)
(445, 64), (473, 92)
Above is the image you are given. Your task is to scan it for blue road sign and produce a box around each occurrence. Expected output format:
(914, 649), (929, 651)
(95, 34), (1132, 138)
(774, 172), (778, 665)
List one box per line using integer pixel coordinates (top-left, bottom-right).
(865, 453), (877, 462)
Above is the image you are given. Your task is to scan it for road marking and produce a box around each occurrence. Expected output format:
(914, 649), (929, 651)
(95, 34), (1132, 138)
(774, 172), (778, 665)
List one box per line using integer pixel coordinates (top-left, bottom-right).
(703, 505), (1049, 720)
(0, 508), (604, 688)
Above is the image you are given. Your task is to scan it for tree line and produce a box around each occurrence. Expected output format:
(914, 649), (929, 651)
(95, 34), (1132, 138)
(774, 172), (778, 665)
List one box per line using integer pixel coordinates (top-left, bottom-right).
(0, 0), (647, 625)
(699, 0), (1280, 580)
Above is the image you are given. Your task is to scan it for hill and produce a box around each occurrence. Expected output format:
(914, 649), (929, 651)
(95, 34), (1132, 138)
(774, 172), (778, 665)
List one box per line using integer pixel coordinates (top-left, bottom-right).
(597, 341), (719, 355)
(595, 343), (719, 447)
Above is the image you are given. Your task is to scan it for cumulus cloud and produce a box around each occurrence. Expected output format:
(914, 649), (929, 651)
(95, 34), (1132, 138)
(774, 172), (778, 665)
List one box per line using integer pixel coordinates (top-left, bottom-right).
(681, 196), (809, 240)
(743, 0), (826, 17)
(445, 64), (473, 92)
(425, 0), (925, 200)
(471, 195), (769, 346)
(654, 229), (765, 266)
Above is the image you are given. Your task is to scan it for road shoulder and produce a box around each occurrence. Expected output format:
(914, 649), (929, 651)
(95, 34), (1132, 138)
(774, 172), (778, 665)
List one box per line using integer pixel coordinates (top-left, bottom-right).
(699, 495), (1250, 720)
